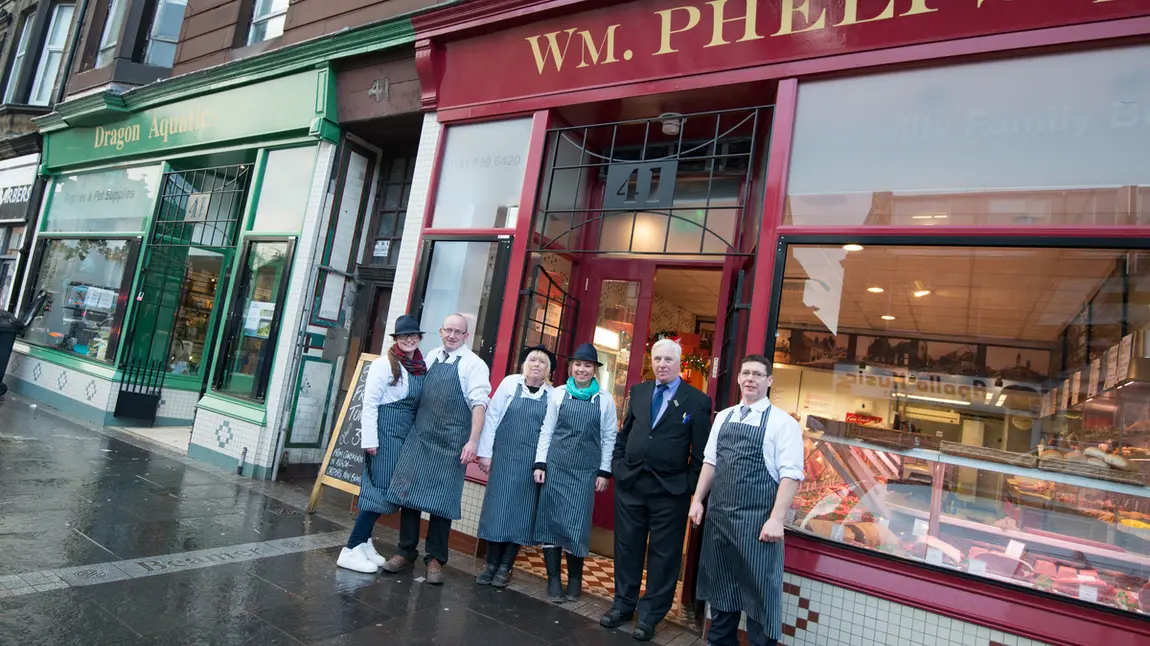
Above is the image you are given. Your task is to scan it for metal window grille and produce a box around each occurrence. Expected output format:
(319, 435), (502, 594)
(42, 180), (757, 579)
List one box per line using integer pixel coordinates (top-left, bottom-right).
(532, 106), (771, 256)
(518, 264), (580, 361)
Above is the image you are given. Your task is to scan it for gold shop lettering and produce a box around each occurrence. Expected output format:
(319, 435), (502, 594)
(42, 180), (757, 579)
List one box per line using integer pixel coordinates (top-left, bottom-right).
(93, 108), (219, 150)
(524, 0), (1113, 75)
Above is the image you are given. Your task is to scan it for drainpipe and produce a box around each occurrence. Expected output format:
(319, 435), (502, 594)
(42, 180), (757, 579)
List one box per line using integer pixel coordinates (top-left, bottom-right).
(55, 0), (90, 106)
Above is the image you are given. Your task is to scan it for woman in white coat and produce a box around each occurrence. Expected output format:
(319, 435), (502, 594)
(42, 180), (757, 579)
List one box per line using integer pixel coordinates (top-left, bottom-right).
(336, 315), (426, 573)
(474, 345), (556, 587)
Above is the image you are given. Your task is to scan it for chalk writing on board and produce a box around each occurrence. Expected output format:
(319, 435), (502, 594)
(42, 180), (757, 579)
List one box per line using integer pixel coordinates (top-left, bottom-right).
(321, 359), (373, 488)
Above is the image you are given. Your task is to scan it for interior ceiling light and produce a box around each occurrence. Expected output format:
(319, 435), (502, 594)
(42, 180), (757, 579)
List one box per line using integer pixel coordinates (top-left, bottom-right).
(843, 244), (864, 252)
(914, 290), (932, 298)
(867, 287), (885, 293)
(881, 315), (896, 321)
(658, 112), (684, 136)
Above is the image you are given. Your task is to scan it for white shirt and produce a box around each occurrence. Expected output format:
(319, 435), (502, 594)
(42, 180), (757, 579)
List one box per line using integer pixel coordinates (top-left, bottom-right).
(427, 344), (491, 410)
(478, 374), (553, 459)
(703, 396), (805, 483)
(360, 356), (415, 450)
(534, 386), (618, 475)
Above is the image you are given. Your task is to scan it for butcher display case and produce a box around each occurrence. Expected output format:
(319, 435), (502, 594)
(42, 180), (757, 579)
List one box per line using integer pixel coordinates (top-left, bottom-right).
(788, 424), (1150, 616)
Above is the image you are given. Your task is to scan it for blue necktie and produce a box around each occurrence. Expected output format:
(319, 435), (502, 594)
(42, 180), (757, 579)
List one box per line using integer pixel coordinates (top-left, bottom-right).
(651, 383), (668, 426)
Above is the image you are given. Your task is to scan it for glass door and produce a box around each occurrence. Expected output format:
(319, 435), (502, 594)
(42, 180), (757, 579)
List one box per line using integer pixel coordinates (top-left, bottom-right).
(577, 260), (655, 557)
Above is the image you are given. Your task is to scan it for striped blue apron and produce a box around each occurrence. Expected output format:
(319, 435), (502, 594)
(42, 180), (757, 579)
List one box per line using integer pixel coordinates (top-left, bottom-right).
(357, 372), (424, 515)
(477, 383), (548, 545)
(386, 355), (472, 520)
(533, 393), (602, 557)
(697, 406), (784, 641)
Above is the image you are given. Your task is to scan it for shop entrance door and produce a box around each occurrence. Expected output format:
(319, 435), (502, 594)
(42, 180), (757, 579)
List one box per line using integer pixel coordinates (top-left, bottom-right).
(115, 164), (251, 424)
(574, 259), (735, 559)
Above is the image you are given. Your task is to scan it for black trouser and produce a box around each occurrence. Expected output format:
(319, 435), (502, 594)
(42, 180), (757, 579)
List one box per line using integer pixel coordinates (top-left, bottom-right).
(396, 506), (452, 565)
(346, 511), (382, 549)
(612, 470), (692, 625)
(707, 610), (775, 646)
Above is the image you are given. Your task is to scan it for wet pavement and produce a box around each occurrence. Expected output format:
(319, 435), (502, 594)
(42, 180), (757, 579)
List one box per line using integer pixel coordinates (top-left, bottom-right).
(0, 394), (704, 645)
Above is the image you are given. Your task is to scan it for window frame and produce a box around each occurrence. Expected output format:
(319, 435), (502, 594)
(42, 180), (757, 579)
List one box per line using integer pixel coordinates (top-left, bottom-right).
(142, 0), (186, 68)
(367, 155), (416, 267)
(2, 15), (35, 103)
(410, 234), (514, 368)
(28, 3), (77, 106)
(95, 0), (126, 68)
(22, 235), (142, 365)
(246, 0), (288, 46)
(211, 236), (296, 402)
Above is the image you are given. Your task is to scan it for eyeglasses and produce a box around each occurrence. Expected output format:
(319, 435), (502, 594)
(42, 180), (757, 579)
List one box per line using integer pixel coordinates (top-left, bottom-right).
(739, 370), (769, 379)
(441, 327), (467, 336)
(395, 334), (421, 342)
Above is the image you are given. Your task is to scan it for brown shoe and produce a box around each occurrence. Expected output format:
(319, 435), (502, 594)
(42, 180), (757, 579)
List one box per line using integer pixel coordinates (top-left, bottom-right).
(426, 559), (444, 585)
(380, 555), (412, 574)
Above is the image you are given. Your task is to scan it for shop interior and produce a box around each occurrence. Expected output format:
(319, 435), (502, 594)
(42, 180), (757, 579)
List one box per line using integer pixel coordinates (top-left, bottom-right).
(774, 242), (1150, 614)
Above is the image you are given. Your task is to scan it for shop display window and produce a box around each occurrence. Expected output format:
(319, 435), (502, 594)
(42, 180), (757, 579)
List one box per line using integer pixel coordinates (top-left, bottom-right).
(773, 243), (1150, 614)
(430, 118), (533, 229)
(786, 45), (1150, 227)
(214, 240), (293, 400)
(23, 239), (135, 362)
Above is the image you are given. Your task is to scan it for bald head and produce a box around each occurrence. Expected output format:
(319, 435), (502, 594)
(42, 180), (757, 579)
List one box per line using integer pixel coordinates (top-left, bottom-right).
(440, 313), (470, 351)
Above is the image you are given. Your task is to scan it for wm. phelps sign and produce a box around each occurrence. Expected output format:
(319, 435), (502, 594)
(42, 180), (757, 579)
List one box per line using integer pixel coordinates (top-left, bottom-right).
(437, 0), (1148, 108)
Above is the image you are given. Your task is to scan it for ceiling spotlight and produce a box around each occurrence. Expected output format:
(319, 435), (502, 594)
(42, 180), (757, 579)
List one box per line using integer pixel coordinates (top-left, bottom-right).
(658, 112), (684, 136)
(843, 244), (864, 252)
(867, 287), (885, 294)
(881, 315), (896, 321)
(914, 290), (931, 298)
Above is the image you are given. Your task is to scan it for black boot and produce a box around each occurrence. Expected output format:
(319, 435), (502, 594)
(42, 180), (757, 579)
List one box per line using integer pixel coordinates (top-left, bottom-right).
(565, 553), (584, 600)
(492, 543), (519, 588)
(543, 547), (565, 603)
(476, 542), (502, 585)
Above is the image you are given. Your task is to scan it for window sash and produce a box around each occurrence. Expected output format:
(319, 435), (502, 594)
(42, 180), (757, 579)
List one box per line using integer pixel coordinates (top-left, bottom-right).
(97, 0), (126, 68)
(144, 0), (186, 67)
(2, 19), (35, 103)
(247, 0), (288, 45)
(29, 4), (75, 107)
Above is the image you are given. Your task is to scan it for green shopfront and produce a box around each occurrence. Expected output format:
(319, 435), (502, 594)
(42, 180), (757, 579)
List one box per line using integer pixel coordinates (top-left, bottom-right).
(8, 66), (350, 478)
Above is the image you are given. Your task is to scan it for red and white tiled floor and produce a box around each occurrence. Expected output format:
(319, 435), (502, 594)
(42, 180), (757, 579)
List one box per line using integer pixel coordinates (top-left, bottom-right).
(514, 546), (699, 628)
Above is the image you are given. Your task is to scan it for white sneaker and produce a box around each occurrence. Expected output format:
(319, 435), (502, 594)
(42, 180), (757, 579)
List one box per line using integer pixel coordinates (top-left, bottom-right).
(337, 544), (379, 573)
(363, 540), (386, 567)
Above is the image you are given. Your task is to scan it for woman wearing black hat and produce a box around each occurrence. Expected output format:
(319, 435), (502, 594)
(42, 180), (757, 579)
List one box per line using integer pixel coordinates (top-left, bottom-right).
(533, 343), (618, 602)
(473, 344), (556, 587)
(336, 314), (427, 573)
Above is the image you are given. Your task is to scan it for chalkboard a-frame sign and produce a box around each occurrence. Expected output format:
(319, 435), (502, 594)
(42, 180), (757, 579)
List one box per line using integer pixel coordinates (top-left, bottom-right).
(308, 354), (377, 512)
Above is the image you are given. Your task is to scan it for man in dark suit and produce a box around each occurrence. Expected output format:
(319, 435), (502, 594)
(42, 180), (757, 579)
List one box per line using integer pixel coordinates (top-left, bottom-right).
(601, 339), (713, 641)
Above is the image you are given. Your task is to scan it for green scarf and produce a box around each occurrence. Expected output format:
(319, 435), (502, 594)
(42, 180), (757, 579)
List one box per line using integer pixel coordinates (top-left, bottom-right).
(566, 377), (599, 401)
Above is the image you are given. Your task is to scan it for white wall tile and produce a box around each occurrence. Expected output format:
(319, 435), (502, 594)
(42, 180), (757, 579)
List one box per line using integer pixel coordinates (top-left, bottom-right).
(780, 572), (1055, 646)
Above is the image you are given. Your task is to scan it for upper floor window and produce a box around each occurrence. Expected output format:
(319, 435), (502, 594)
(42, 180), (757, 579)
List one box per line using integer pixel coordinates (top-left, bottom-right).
(96, 0), (127, 67)
(144, 0), (186, 67)
(2, 17), (34, 103)
(247, 0), (287, 45)
(29, 4), (76, 106)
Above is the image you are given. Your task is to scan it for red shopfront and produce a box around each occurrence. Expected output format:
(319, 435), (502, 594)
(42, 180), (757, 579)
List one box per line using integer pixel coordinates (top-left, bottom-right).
(407, 2), (1150, 644)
